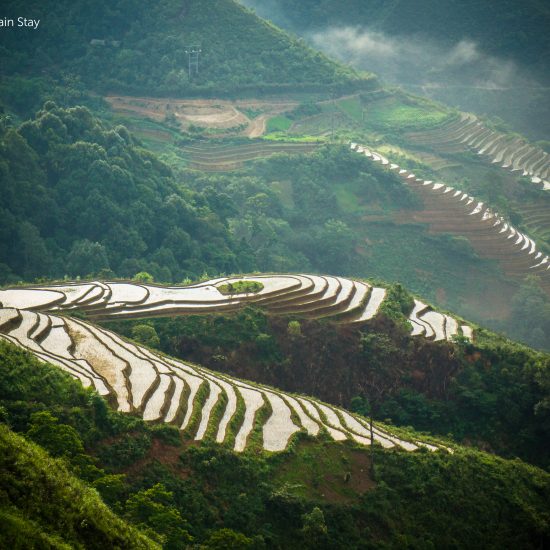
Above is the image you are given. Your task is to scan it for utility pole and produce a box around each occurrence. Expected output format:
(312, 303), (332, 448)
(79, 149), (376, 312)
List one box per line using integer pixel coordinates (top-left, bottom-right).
(184, 45), (201, 79)
(330, 90), (336, 142)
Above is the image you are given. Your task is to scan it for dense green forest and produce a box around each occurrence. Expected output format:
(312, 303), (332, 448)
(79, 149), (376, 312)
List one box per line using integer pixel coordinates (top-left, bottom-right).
(0, 102), (443, 283)
(0, 103), (249, 283)
(1, 103), (392, 283)
(0, 0), (372, 97)
(105, 301), (550, 470)
(1, 339), (549, 548)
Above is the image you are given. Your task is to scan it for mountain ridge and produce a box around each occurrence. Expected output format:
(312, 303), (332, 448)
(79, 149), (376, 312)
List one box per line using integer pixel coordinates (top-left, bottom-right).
(0, 0), (374, 97)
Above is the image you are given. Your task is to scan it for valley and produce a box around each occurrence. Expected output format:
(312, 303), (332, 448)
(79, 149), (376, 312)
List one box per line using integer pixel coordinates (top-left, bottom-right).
(0, 0), (549, 547)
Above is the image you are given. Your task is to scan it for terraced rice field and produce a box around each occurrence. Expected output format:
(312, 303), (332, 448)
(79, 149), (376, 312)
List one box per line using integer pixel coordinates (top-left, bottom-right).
(181, 142), (320, 171)
(0, 275), (471, 341)
(517, 203), (550, 244)
(350, 143), (550, 294)
(363, 97), (451, 131)
(288, 112), (348, 136)
(0, 274), (463, 453)
(405, 113), (550, 189)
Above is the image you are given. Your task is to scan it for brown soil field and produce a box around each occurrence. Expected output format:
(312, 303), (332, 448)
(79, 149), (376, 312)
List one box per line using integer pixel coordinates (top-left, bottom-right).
(105, 95), (298, 137)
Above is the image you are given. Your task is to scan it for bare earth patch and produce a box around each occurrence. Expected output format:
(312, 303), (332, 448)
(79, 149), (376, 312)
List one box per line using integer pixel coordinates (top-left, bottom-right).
(105, 95), (298, 137)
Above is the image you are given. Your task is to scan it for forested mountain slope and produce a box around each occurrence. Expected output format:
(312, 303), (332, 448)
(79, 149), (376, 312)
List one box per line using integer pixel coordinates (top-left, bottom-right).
(112, 299), (550, 470)
(0, 0), (372, 96)
(0, 103), (250, 283)
(1, 305), (549, 547)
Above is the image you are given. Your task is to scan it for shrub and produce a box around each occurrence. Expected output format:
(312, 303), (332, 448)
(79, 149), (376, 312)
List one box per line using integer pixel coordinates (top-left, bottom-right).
(217, 281), (264, 295)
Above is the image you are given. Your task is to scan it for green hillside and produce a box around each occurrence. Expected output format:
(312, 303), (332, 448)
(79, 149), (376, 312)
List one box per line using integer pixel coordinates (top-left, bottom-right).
(0, 426), (158, 549)
(0, 103), (250, 283)
(105, 300), (550, 470)
(0, 0), (373, 97)
(1, 2), (550, 546)
(1, 339), (549, 548)
(2, 103), (550, 349)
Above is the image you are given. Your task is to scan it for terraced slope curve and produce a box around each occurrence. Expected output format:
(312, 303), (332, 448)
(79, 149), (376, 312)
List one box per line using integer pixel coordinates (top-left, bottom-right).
(350, 143), (550, 294)
(405, 113), (550, 190)
(0, 275), (471, 342)
(0, 302), (451, 454)
(517, 203), (550, 244)
(182, 142), (320, 171)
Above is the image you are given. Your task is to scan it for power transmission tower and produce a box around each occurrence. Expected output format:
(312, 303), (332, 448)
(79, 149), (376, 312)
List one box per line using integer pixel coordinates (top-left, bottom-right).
(330, 90), (336, 142)
(184, 45), (201, 79)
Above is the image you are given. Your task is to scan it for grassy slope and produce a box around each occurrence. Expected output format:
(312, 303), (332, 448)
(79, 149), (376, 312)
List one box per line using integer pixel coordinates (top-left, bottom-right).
(0, 425), (158, 549)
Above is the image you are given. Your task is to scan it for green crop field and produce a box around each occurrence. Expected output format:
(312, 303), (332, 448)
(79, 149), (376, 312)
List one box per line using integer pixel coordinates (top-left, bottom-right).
(365, 98), (451, 131)
(267, 115), (294, 132)
(337, 97), (364, 121)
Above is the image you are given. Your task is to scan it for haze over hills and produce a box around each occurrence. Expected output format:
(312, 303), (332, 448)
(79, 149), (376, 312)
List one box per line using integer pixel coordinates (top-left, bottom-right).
(240, 0), (550, 70)
(239, 0), (550, 140)
(1, 0), (550, 547)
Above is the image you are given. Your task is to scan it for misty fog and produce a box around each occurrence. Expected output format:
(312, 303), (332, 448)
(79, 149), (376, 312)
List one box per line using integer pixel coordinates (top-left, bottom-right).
(238, 0), (549, 141)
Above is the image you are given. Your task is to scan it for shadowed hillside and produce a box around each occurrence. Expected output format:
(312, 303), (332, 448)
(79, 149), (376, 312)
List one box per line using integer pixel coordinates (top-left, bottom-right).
(0, 0), (374, 97)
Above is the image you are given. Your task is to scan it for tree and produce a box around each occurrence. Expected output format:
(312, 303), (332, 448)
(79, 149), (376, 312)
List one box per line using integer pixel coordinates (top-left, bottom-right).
(315, 219), (356, 273)
(26, 411), (84, 458)
(300, 507), (328, 548)
(17, 221), (50, 279)
(66, 239), (109, 277)
(131, 325), (160, 348)
(133, 271), (154, 284)
(125, 484), (193, 549)
(359, 332), (404, 478)
(205, 528), (254, 549)
(287, 320), (302, 337)
(510, 276), (550, 350)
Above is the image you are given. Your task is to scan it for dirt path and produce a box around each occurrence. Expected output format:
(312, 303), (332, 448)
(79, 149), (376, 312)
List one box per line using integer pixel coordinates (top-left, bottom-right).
(246, 114), (269, 138)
